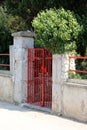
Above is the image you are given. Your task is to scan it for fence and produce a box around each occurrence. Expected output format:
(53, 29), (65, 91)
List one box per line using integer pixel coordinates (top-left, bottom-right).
(69, 56), (87, 79)
(0, 54), (10, 70)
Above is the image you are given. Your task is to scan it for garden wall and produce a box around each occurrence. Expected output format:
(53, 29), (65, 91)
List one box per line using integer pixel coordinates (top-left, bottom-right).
(0, 31), (34, 104)
(62, 80), (87, 122)
(0, 31), (87, 123)
(52, 54), (87, 122)
(0, 71), (13, 102)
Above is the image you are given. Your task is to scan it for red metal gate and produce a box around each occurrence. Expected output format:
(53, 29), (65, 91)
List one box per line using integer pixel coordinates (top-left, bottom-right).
(27, 48), (52, 108)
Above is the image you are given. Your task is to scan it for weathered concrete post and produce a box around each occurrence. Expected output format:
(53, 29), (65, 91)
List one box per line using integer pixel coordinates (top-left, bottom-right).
(52, 54), (69, 114)
(10, 45), (14, 75)
(12, 31), (34, 103)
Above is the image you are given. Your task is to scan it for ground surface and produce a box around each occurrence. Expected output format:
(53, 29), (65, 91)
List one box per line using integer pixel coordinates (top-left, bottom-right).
(0, 101), (87, 130)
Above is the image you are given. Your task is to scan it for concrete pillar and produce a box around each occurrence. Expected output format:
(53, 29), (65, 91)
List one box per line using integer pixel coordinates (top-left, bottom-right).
(52, 54), (69, 114)
(12, 31), (34, 103)
(10, 45), (14, 75)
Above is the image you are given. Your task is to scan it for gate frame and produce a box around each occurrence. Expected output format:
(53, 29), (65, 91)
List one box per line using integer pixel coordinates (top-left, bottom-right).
(27, 48), (52, 108)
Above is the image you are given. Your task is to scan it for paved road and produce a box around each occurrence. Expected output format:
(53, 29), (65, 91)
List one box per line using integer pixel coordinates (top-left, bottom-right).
(0, 102), (87, 130)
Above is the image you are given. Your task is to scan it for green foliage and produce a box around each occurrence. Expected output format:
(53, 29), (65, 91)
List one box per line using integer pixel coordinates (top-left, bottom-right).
(0, 6), (7, 28)
(0, 6), (29, 71)
(69, 72), (82, 79)
(5, 0), (51, 28)
(0, 6), (28, 51)
(3, 0), (87, 56)
(0, 6), (12, 53)
(69, 72), (87, 79)
(76, 15), (87, 56)
(32, 8), (82, 54)
(69, 58), (87, 79)
(0, 6), (12, 70)
(4, 0), (87, 29)
(7, 15), (28, 33)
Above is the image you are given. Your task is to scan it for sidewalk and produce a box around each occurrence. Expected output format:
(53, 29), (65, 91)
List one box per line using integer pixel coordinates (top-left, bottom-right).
(0, 101), (87, 130)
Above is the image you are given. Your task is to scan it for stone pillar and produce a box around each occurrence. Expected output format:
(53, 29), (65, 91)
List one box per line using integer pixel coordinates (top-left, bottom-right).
(52, 54), (69, 114)
(10, 45), (14, 75)
(12, 31), (34, 103)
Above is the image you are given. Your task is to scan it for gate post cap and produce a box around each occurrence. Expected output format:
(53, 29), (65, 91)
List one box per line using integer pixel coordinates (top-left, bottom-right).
(12, 31), (35, 38)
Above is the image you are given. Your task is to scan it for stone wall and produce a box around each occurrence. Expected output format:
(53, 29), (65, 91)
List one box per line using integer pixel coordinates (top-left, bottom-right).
(12, 31), (34, 103)
(0, 71), (13, 102)
(62, 80), (87, 122)
(0, 30), (87, 122)
(52, 54), (69, 114)
(52, 54), (87, 122)
(0, 31), (34, 103)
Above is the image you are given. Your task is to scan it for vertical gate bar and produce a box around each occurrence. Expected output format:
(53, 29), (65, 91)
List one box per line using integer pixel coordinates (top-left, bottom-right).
(40, 50), (41, 106)
(48, 57), (50, 107)
(36, 50), (38, 104)
(39, 50), (41, 106)
(47, 54), (48, 107)
(35, 49), (39, 105)
(27, 49), (29, 102)
(32, 49), (34, 103)
(29, 49), (31, 102)
(37, 49), (39, 105)
(33, 49), (34, 103)
(49, 59), (51, 107)
(50, 54), (51, 107)
(41, 49), (45, 106)
(31, 49), (32, 103)
(29, 50), (33, 103)
(44, 50), (46, 107)
(33, 49), (37, 104)
(35, 49), (36, 104)
(31, 50), (32, 103)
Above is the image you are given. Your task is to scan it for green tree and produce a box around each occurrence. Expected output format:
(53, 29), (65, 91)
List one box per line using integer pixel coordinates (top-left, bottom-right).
(4, 0), (87, 25)
(5, 0), (52, 28)
(7, 15), (28, 33)
(76, 15), (87, 56)
(0, 6), (12, 70)
(1, 0), (87, 55)
(0, 6), (12, 53)
(32, 8), (82, 54)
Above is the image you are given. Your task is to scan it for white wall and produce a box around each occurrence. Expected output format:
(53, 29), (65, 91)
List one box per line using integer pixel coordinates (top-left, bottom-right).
(52, 54), (87, 122)
(0, 71), (13, 102)
(62, 81), (87, 122)
(12, 31), (34, 103)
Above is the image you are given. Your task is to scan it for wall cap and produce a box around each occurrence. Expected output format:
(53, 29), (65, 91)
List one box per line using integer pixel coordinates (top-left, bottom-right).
(12, 31), (35, 38)
(68, 79), (87, 85)
(0, 70), (12, 77)
(63, 81), (87, 89)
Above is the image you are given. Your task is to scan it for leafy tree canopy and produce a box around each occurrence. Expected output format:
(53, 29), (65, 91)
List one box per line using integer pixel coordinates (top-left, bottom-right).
(4, 0), (87, 28)
(32, 8), (82, 54)
(0, 6), (12, 53)
(0, 0), (87, 56)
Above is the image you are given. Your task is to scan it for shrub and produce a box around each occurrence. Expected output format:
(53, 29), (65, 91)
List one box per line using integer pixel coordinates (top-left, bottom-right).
(32, 8), (82, 54)
(76, 15), (87, 56)
(8, 15), (28, 33)
(0, 6), (12, 53)
(0, 6), (12, 70)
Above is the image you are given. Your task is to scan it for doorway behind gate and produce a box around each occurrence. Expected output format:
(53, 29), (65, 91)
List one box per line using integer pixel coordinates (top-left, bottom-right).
(27, 48), (52, 108)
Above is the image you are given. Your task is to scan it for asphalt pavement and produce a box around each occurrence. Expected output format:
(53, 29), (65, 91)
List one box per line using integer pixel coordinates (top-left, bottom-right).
(0, 101), (87, 130)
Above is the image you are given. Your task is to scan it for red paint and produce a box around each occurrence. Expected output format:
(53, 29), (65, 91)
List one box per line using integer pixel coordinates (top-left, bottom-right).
(69, 56), (87, 74)
(0, 54), (10, 67)
(27, 48), (52, 108)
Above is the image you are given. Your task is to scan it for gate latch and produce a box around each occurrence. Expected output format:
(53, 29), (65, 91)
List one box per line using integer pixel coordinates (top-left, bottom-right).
(41, 66), (47, 73)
